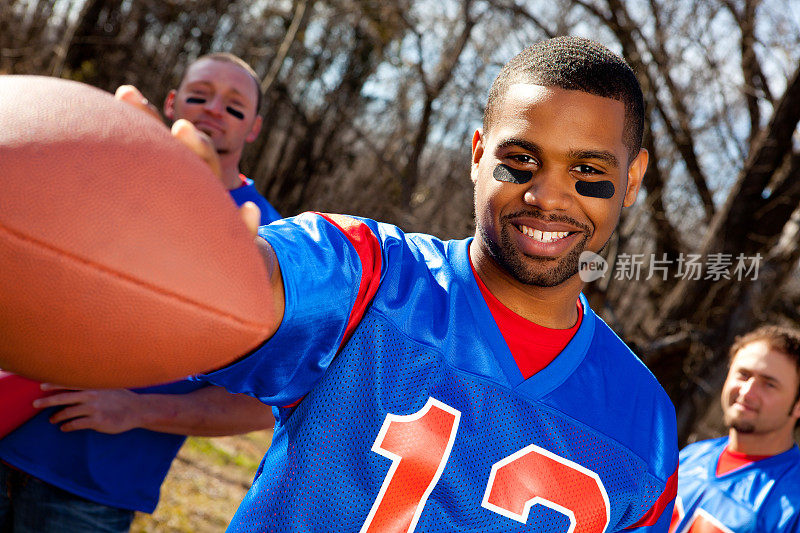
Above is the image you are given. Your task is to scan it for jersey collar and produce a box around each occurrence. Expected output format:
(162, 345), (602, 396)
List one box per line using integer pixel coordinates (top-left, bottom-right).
(448, 238), (595, 399)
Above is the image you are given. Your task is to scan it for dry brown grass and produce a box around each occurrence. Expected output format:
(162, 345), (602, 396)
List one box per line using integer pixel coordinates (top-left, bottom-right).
(130, 430), (273, 532)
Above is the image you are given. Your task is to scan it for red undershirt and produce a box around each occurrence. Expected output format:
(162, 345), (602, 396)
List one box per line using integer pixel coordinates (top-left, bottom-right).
(472, 265), (582, 379)
(716, 445), (772, 476)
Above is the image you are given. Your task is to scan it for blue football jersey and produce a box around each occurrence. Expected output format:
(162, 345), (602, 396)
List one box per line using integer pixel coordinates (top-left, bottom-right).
(201, 213), (678, 532)
(229, 175), (282, 225)
(670, 437), (800, 533)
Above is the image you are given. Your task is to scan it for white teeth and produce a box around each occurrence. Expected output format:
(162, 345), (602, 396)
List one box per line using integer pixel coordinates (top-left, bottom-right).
(519, 225), (570, 243)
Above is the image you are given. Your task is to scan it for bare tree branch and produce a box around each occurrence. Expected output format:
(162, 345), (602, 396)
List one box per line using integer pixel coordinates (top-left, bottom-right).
(261, 0), (312, 96)
(659, 62), (800, 323)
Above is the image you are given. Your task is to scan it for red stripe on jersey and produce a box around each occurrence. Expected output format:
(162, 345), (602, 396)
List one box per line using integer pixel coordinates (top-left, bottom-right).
(317, 213), (383, 352)
(279, 214), (382, 410)
(626, 466), (678, 529)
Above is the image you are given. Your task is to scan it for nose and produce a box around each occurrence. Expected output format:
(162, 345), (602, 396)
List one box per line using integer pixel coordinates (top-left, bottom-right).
(738, 378), (757, 399)
(203, 95), (225, 116)
(522, 167), (572, 212)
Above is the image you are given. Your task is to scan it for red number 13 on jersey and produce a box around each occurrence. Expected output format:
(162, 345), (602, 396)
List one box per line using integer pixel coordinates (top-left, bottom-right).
(360, 397), (610, 533)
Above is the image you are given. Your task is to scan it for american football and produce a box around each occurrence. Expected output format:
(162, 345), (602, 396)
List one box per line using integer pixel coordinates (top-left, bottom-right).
(0, 75), (274, 388)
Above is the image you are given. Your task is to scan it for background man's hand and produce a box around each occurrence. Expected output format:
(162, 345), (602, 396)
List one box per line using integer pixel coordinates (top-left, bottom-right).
(34, 385), (144, 434)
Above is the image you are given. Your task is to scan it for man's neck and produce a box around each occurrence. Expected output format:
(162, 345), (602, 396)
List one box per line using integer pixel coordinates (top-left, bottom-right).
(220, 156), (243, 190)
(469, 241), (582, 329)
(727, 428), (795, 457)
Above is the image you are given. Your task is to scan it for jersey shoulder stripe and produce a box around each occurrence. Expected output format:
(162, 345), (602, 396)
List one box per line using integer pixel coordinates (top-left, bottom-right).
(626, 465), (678, 529)
(317, 213), (383, 351)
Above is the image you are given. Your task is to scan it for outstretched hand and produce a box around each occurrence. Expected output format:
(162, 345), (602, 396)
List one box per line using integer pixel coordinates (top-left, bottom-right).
(114, 85), (260, 236)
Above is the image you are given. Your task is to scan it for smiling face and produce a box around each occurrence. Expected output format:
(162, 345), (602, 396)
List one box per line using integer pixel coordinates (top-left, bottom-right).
(164, 58), (262, 159)
(722, 340), (800, 439)
(471, 83), (646, 289)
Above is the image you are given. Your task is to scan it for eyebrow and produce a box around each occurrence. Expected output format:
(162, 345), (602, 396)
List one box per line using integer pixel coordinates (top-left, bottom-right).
(185, 82), (247, 102)
(568, 149), (620, 169)
(735, 367), (781, 385)
(495, 139), (620, 169)
(496, 138), (541, 155)
(761, 373), (780, 385)
(185, 81), (212, 90)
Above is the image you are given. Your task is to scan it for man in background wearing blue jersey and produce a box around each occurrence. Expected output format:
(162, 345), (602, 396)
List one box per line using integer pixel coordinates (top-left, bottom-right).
(0, 54), (277, 533)
(162, 52), (281, 224)
(669, 325), (800, 533)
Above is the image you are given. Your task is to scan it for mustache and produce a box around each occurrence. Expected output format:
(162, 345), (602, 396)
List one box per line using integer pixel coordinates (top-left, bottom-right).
(502, 208), (592, 234)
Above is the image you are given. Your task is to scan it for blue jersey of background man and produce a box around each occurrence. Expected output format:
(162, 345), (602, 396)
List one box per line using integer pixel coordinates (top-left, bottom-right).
(200, 213), (679, 532)
(670, 437), (800, 533)
(230, 175), (281, 224)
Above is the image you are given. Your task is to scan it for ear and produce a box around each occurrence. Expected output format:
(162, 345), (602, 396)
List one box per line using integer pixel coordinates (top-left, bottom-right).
(163, 90), (177, 121)
(622, 148), (648, 207)
(245, 115), (262, 143)
(471, 129), (484, 185)
(791, 395), (800, 420)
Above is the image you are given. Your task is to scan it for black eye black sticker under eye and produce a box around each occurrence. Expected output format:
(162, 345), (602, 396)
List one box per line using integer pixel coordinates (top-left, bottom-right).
(186, 97), (205, 104)
(575, 180), (615, 199)
(226, 107), (245, 120)
(493, 164), (532, 184)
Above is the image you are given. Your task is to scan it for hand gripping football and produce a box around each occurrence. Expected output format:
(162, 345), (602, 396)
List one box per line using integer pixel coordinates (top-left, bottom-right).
(0, 76), (274, 388)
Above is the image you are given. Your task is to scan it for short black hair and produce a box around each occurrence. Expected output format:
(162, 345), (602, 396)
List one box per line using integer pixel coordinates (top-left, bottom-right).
(483, 36), (645, 163)
(185, 53), (263, 113)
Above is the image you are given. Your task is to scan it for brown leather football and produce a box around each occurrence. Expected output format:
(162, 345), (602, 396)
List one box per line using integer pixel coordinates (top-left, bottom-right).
(0, 75), (273, 388)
